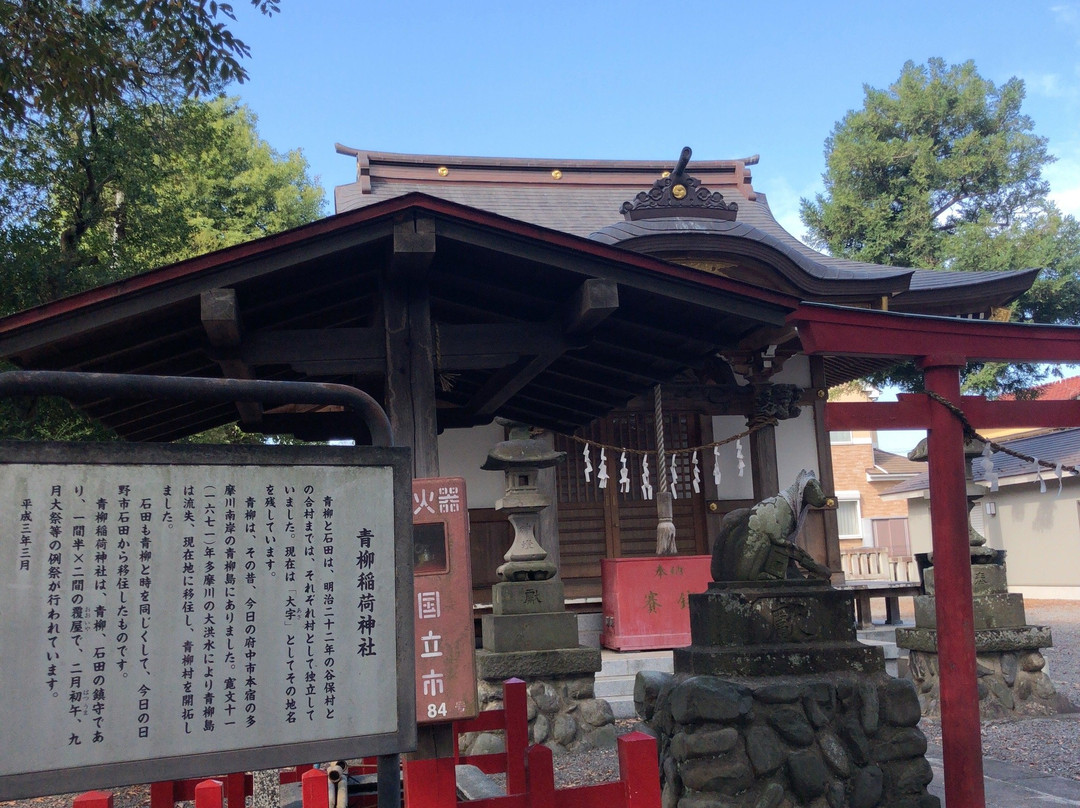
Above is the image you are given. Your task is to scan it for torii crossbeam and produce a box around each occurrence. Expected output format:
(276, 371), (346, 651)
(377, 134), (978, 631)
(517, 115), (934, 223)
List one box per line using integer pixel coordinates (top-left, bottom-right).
(789, 303), (1080, 808)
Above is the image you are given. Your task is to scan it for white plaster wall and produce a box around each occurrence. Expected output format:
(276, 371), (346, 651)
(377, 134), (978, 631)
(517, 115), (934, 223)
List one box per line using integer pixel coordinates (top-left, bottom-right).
(903, 484), (1080, 595)
(436, 421), (506, 509)
(776, 406), (820, 485)
(772, 354), (812, 387)
(715, 356), (820, 498)
(711, 414), (755, 500)
(989, 482), (1080, 590)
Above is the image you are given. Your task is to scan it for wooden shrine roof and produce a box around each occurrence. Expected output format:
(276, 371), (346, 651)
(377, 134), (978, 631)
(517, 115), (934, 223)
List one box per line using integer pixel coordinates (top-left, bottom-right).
(334, 148), (1039, 317)
(0, 194), (799, 442)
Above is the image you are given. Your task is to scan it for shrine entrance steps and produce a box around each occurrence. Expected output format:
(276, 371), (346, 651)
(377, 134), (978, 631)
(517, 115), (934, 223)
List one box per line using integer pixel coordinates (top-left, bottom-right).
(594, 650), (674, 719)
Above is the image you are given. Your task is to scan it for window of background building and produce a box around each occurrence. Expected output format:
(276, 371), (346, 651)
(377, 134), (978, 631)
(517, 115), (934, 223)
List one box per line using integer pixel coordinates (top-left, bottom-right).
(836, 497), (862, 539)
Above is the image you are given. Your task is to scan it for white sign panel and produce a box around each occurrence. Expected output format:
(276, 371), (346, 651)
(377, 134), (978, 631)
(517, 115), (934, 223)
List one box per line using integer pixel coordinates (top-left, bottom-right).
(0, 444), (414, 800)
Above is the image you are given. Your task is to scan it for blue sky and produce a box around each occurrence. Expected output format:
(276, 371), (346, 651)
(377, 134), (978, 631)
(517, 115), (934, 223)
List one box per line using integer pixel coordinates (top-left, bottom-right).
(227, 0), (1080, 235)
(224, 0), (1080, 452)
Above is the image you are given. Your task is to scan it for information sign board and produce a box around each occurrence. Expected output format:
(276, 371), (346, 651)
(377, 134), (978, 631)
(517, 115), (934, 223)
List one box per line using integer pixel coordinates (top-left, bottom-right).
(0, 442), (414, 801)
(411, 478), (477, 724)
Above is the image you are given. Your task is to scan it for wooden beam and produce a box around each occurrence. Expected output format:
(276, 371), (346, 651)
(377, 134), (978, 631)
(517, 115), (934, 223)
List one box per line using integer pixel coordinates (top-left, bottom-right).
(241, 323), (560, 374)
(792, 302), (1080, 363)
(201, 288), (243, 347)
(200, 288), (261, 425)
(564, 278), (618, 335)
(393, 217), (436, 276)
(827, 395), (1080, 431)
(466, 279), (619, 420)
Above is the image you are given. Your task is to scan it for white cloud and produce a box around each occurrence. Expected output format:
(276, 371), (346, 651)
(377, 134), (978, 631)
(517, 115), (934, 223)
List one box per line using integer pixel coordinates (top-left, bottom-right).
(1026, 72), (1075, 100)
(1052, 3), (1080, 26)
(1047, 146), (1080, 218)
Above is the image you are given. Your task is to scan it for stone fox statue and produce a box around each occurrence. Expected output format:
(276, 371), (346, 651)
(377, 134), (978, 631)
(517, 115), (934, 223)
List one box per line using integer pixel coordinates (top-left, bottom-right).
(711, 469), (833, 582)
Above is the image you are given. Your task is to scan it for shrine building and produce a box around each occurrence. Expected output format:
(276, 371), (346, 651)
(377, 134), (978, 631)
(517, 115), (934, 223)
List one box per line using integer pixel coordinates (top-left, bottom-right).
(0, 147), (1042, 605)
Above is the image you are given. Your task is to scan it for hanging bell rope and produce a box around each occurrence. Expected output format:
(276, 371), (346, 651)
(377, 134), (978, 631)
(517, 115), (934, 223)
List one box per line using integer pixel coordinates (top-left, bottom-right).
(654, 384), (678, 555)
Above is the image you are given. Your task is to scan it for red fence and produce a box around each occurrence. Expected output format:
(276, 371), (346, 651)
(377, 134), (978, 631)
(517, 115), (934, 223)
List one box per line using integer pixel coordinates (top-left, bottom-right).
(71, 678), (659, 808)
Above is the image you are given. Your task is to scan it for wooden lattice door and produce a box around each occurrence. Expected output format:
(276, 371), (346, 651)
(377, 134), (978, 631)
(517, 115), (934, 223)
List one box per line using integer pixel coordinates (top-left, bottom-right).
(554, 410), (708, 598)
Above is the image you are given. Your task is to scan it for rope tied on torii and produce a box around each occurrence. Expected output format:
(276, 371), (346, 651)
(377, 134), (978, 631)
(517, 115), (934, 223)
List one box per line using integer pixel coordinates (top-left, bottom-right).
(925, 390), (1080, 491)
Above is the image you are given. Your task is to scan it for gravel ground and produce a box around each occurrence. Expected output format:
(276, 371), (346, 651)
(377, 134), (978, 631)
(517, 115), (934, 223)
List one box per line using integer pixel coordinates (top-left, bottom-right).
(5, 599), (1078, 808)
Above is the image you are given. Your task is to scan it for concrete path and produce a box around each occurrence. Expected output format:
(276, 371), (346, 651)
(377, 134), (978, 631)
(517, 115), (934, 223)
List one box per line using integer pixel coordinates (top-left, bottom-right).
(926, 744), (1080, 806)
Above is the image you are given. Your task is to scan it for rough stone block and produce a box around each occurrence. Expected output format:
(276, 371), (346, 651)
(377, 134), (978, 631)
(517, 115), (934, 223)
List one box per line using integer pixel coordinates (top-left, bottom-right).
(680, 750), (753, 795)
(675, 640), (884, 677)
(475, 647), (601, 680)
(669, 676), (753, 724)
(671, 726), (740, 760)
(634, 670), (673, 721)
(788, 748), (829, 801)
(850, 764), (883, 808)
(871, 727), (928, 762)
(481, 611), (579, 652)
(924, 563), (1008, 596)
(878, 678), (923, 728)
(896, 624), (1053, 654)
(765, 704), (814, 746)
(688, 582), (859, 646)
(491, 579), (565, 615)
(913, 592), (1028, 630)
(818, 730), (851, 777)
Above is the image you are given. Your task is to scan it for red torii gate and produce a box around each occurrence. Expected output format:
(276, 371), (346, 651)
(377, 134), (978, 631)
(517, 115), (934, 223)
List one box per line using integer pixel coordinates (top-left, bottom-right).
(790, 303), (1080, 808)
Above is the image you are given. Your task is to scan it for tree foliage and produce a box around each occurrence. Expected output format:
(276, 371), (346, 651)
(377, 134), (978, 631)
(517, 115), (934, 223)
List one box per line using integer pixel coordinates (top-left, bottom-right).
(0, 96), (323, 439)
(0, 0), (279, 130)
(1, 96), (324, 315)
(801, 58), (1080, 394)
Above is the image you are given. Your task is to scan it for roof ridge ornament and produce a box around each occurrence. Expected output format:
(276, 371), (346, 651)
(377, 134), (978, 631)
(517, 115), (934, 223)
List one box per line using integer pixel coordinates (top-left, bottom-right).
(620, 146), (739, 221)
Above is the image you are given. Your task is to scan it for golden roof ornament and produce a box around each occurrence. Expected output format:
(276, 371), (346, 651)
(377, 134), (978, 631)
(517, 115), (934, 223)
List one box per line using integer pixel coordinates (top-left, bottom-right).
(620, 146), (738, 221)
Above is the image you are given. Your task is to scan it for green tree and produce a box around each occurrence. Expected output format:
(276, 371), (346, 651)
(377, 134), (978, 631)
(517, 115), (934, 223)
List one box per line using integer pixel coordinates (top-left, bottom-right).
(0, 96), (323, 439)
(801, 58), (1080, 393)
(0, 96), (323, 314)
(0, 0), (280, 130)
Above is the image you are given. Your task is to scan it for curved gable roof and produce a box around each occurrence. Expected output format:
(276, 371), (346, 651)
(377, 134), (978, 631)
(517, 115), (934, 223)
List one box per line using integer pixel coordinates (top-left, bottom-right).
(334, 148), (1039, 316)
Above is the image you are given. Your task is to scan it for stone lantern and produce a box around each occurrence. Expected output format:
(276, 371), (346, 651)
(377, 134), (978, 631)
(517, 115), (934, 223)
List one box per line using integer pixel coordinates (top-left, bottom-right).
(481, 421), (564, 582)
(897, 437), (1072, 716)
(467, 422), (614, 757)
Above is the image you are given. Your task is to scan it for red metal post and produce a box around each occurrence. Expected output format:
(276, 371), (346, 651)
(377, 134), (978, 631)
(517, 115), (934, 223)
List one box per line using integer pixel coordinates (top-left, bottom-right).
(73, 791), (114, 808)
(503, 678), (528, 795)
(923, 361), (985, 808)
(616, 733), (661, 808)
(525, 745), (555, 808)
(301, 768), (330, 808)
(194, 780), (225, 808)
(402, 758), (457, 808)
(150, 781), (176, 808)
(225, 773), (248, 808)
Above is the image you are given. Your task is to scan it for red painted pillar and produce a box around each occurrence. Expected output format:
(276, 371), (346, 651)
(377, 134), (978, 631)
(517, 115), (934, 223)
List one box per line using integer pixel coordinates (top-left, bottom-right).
(301, 768), (329, 808)
(922, 360), (984, 808)
(194, 780), (225, 808)
(617, 732), (661, 808)
(503, 677), (528, 795)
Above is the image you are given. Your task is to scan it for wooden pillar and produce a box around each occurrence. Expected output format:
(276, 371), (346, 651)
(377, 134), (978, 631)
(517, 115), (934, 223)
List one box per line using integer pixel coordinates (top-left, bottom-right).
(384, 218), (439, 476)
(385, 219), (453, 763)
(748, 421), (779, 501)
(809, 356), (843, 577)
(922, 359), (984, 808)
